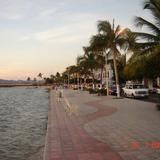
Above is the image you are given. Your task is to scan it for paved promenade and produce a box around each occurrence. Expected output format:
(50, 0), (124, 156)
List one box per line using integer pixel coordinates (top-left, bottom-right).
(44, 89), (160, 160)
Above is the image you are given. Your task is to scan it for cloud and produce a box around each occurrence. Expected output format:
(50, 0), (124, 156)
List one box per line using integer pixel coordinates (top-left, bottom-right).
(20, 12), (101, 44)
(39, 8), (58, 17)
(0, 0), (32, 20)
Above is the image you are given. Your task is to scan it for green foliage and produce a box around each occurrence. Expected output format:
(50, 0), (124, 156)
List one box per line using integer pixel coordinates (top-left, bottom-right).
(97, 88), (107, 96)
(89, 88), (98, 94)
(44, 78), (54, 84)
(124, 50), (160, 80)
(127, 0), (160, 80)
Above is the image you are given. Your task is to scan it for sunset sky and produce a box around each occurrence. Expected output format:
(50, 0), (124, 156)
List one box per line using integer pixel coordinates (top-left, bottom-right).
(0, 0), (150, 80)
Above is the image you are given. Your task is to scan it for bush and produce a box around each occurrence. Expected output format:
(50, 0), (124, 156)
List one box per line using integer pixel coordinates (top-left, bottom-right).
(83, 87), (89, 91)
(97, 88), (107, 96)
(89, 88), (98, 94)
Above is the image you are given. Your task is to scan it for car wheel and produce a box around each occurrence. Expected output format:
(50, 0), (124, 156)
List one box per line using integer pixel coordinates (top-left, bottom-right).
(124, 92), (127, 97)
(121, 91), (125, 97)
(132, 94), (135, 99)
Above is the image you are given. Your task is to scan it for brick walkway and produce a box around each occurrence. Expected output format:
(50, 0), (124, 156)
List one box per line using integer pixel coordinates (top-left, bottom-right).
(85, 94), (160, 160)
(44, 90), (123, 160)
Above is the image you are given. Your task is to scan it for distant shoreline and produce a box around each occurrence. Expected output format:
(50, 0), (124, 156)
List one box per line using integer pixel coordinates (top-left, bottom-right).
(0, 84), (34, 87)
(0, 84), (50, 87)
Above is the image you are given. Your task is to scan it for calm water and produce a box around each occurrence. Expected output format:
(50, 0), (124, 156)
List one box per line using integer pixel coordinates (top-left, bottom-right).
(0, 87), (49, 160)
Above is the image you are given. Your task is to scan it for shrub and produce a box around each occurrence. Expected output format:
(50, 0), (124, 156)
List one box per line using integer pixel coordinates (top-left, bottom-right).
(89, 88), (98, 94)
(83, 87), (89, 91)
(97, 88), (107, 96)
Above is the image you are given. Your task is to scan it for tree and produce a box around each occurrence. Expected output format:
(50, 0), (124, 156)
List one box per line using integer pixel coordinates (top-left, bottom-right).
(90, 20), (129, 97)
(55, 72), (61, 83)
(67, 65), (79, 84)
(134, 0), (160, 53)
(131, 0), (160, 78)
(27, 77), (31, 81)
(77, 52), (99, 88)
(124, 0), (160, 81)
(96, 54), (106, 85)
(50, 74), (55, 81)
(38, 73), (43, 79)
(115, 55), (127, 84)
(124, 48), (160, 80)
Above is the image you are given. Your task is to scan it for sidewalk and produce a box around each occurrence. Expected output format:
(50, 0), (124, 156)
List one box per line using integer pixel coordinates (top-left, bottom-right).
(43, 90), (123, 160)
(44, 89), (160, 160)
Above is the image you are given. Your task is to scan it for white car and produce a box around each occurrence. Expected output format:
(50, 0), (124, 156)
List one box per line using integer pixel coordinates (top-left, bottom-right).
(123, 84), (149, 98)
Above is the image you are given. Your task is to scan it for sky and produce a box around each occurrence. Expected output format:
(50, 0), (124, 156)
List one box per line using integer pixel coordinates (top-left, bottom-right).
(0, 0), (151, 80)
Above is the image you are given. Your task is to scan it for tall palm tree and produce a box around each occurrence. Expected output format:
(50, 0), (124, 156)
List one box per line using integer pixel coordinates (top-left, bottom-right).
(90, 20), (129, 97)
(132, 0), (160, 79)
(124, 0), (160, 83)
(134, 0), (160, 55)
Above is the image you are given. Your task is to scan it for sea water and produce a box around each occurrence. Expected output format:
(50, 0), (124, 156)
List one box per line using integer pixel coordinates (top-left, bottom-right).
(0, 87), (49, 160)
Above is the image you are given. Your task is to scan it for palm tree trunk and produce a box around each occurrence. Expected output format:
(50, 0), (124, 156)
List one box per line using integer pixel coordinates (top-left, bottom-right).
(112, 50), (120, 98)
(100, 67), (103, 86)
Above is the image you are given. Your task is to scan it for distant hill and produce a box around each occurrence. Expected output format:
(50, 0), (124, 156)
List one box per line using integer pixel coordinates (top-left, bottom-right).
(0, 79), (32, 84)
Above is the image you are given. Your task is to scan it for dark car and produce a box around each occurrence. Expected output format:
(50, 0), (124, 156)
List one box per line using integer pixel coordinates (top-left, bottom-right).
(109, 86), (117, 95)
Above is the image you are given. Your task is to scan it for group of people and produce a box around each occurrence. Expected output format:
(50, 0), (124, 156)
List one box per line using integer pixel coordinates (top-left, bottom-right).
(52, 85), (64, 100)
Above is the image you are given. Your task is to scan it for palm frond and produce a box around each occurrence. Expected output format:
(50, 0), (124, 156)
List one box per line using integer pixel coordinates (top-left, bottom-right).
(144, 0), (160, 27)
(133, 31), (158, 41)
(115, 25), (121, 35)
(90, 34), (107, 51)
(136, 42), (159, 55)
(97, 20), (112, 34)
(135, 16), (160, 35)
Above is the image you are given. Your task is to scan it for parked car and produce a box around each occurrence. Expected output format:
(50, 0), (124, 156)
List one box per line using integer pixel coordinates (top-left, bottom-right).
(108, 86), (117, 95)
(123, 83), (149, 98)
(149, 88), (158, 94)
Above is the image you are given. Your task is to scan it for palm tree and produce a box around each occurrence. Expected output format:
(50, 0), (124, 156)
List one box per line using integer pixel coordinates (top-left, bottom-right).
(27, 77), (31, 81)
(134, 0), (160, 54)
(132, 0), (160, 79)
(67, 65), (80, 86)
(38, 73), (43, 80)
(77, 52), (99, 89)
(55, 72), (61, 83)
(90, 20), (129, 97)
(96, 54), (106, 86)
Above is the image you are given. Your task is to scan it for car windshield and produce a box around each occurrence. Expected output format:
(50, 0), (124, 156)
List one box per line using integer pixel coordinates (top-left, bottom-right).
(133, 85), (145, 89)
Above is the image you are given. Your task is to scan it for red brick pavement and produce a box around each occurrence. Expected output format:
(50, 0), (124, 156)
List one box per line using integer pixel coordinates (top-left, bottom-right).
(44, 91), (123, 160)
